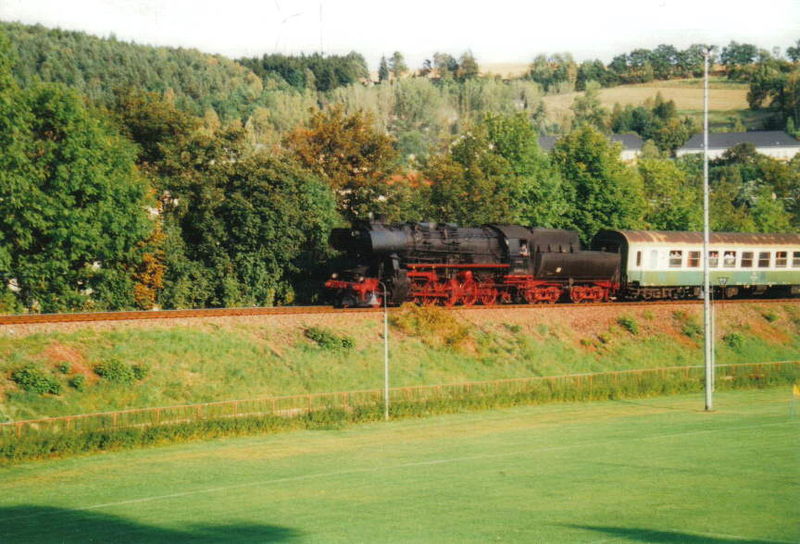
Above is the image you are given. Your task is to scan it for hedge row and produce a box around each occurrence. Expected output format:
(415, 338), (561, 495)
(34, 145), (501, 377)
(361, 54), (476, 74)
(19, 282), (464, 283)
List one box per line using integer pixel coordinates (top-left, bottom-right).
(1, 364), (796, 464)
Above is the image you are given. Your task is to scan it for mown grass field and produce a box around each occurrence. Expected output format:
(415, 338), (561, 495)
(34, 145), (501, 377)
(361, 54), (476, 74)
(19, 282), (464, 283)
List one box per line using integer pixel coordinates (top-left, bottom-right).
(0, 388), (796, 543)
(541, 77), (757, 129)
(1, 303), (798, 421)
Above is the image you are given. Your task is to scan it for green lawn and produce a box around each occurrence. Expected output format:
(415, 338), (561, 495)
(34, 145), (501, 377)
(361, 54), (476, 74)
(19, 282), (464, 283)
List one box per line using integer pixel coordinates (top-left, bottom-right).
(0, 388), (797, 543)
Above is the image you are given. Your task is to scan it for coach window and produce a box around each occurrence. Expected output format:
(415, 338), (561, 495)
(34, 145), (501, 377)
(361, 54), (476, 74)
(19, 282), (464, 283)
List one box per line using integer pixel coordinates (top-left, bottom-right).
(775, 251), (787, 268)
(708, 251), (719, 268)
(636, 251), (642, 267)
(688, 251), (700, 268)
(723, 251), (736, 268)
(793, 251), (800, 267)
(668, 250), (682, 268)
(741, 251), (753, 268)
(758, 251), (771, 268)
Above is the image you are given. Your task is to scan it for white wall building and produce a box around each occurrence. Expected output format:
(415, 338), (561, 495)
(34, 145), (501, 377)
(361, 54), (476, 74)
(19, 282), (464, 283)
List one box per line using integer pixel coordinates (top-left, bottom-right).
(676, 131), (800, 160)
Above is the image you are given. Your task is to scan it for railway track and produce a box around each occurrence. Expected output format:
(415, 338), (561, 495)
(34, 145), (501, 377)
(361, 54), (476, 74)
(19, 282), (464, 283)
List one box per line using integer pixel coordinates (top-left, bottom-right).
(0, 298), (796, 326)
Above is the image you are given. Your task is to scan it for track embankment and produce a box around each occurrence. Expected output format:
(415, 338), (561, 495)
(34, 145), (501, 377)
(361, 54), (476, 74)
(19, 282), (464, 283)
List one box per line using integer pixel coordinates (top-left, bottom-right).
(0, 298), (795, 327)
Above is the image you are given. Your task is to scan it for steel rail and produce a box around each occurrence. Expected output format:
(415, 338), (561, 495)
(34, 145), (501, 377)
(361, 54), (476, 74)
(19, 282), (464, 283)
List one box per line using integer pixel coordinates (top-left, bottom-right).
(0, 298), (795, 326)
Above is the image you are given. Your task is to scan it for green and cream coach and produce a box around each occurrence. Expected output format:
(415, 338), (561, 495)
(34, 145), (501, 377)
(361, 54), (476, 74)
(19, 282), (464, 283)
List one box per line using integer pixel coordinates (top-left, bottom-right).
(592, 230), (800, 299)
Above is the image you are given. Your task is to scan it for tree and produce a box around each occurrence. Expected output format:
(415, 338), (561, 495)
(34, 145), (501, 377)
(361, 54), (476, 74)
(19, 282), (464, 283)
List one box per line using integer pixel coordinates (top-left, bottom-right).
(389, 51), (407, 79)
(0, 76), (154, 311)
(788, 39), (800, 63)
(425, 131), (518, 225)
(457, 51), (480, 81)
(551, 125), (645, 241)
(747, 59), (800, 130)
(528, 53), (577, 93)
(638, 158), (700, 230)
(432, 52), (458, 79)
(480, 113), (569, 227)
(571, 81), (609, 132)
(166, 144), (337, 307)
(721, 41), (759, 79)
(378, 56), (390, 83)
(576, 59), (617, 90)
(285, 106), (399, 222)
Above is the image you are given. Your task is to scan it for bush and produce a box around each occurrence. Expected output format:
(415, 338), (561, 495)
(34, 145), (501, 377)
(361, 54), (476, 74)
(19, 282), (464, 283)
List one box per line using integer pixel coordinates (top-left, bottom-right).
(11, 367), (62, 395)
(617, 316), (639, 335)
(391, 304), (470, 349)
(69, 374), (87, 392)
(761, 312), (778, 323)
(94, 359), (135, 384)
(723, 332), (745, 351)
(132, 363), (150, 381)
(56, 363), (71, 374)
(304, 327), (355, 350)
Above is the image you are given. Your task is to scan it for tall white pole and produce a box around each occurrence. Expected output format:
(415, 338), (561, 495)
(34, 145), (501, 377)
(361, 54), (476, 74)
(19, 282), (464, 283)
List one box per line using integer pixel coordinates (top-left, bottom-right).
(381, 283), (390, 421)
(703, 49), (714, 412)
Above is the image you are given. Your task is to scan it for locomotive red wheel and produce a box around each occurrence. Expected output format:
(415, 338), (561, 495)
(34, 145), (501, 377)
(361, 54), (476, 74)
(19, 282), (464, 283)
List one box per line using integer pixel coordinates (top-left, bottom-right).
(479, 288), (498, 306)
(459, 281), (478, 306)
(545, 287), (561, 304)
(440, 280), (459, 307)
(523, 289), (539, 304)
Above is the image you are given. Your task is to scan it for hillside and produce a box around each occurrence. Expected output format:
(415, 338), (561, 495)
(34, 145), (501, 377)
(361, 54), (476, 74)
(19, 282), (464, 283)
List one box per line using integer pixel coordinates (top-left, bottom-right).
(1, 302), (797, 422)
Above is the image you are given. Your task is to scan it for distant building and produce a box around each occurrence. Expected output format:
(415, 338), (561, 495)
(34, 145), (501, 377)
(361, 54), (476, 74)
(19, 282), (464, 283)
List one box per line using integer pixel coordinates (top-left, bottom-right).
(676, 131), (800, 160)
(538, 134), (644, 162)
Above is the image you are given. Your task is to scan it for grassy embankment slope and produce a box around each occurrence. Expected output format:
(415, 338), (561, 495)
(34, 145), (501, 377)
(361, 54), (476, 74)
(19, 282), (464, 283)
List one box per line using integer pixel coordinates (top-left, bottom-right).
(0, 388), (796, 543)
(0, 302), (798, 421)
(541, 77), (765, 131)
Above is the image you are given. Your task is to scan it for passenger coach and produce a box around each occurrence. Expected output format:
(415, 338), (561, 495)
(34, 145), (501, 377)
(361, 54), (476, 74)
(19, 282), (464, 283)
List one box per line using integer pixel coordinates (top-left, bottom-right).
(592, 230), (800, 299)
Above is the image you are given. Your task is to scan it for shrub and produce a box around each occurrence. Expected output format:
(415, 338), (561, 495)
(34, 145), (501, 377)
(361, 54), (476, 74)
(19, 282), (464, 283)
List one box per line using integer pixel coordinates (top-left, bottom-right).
(69, 374), (87, 392)
(56, 363), (71, 374)
(391, 304), (470, 349)
(304, 327), (355, 350)
(761, 312), (778, 323)
(94, 359), (135, 384)
(617, 316), (639, 335)
(11, 367), (62, 395)
(504, 323), (522, 334)
(723, 332), (745, 351)
(132, 363), (150, 381)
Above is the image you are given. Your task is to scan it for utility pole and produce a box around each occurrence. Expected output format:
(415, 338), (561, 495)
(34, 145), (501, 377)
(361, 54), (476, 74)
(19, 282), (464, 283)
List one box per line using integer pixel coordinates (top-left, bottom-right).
(703, 47), (714, 412)
(380, 283), (390, 421)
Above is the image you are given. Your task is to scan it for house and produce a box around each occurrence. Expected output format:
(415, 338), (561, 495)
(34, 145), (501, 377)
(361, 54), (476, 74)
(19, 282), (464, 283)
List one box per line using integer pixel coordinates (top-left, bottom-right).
(675, 131), (800, 160)
(538, 134), (644, 161)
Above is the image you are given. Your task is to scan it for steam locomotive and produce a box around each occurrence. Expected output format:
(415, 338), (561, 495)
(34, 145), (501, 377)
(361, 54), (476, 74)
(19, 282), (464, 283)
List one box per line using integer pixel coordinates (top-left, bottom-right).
(324, 221), (800, 307)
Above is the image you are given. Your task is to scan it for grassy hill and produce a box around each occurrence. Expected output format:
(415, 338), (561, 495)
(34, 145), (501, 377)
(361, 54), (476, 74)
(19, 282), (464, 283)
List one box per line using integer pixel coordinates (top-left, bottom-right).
(1, 302), (797, 422)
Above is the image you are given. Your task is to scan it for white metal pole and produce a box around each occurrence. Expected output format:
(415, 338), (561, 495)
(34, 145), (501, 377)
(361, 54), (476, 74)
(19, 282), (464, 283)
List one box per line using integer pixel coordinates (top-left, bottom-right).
(382, 283), (390, 421)
(703, 49), (714, 412)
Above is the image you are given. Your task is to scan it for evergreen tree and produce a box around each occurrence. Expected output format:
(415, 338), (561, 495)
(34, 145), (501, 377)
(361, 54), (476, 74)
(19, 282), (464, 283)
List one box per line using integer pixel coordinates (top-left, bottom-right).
(378, 56), (390, 82)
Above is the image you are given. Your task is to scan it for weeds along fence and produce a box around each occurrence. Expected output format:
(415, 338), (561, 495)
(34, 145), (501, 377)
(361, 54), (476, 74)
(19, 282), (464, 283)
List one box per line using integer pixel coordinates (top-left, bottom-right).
(1, 361), (797, 447)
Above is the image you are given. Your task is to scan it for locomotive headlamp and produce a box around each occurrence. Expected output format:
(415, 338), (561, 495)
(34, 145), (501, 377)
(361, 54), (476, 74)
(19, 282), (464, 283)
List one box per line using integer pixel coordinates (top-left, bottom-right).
(330, 273), (338, 279)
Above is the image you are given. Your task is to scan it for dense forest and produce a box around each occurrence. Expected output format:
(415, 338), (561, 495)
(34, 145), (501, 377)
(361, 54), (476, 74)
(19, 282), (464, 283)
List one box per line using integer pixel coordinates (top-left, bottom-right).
(0, 22), (798, 313)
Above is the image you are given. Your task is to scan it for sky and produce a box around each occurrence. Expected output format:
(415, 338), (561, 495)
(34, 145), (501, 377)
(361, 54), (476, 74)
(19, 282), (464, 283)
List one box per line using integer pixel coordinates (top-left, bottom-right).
(1, 0), (798, 70)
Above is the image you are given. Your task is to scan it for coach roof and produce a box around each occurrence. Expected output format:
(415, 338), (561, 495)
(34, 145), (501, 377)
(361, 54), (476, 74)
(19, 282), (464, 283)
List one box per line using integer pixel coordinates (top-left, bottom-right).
(598, 230), (800, 245)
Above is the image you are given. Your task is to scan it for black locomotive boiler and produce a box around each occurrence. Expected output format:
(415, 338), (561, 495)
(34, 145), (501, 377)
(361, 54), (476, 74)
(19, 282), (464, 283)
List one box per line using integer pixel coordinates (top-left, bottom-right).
(325, 221), (620, 307)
